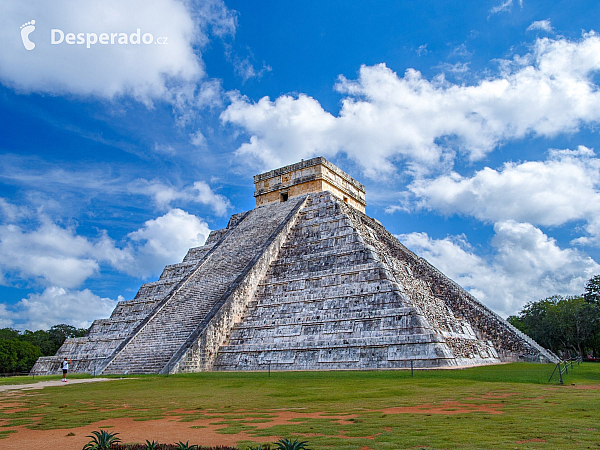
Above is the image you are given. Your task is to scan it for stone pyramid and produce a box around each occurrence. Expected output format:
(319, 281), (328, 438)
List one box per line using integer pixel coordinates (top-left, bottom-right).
(33, 157), (557, 375)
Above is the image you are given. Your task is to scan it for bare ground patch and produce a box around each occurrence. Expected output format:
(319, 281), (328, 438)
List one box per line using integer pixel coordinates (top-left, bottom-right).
(0, 399), (508, 449)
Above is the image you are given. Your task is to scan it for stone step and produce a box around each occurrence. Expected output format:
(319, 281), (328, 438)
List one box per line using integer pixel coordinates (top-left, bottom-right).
(103, 198), (305, 374)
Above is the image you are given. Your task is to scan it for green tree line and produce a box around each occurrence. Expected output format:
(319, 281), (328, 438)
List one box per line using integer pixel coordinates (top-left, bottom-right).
(508, 275), (600, 359)
(0, 324), (87, 374)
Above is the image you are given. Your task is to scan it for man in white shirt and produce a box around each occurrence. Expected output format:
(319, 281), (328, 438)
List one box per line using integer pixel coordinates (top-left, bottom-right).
(61, 358), (72, 382)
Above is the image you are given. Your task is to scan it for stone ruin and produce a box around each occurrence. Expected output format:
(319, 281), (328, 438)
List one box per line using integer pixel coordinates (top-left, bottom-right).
(32, 157), (557, 375)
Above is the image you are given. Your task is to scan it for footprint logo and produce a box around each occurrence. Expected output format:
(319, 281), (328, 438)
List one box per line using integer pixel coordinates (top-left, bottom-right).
(20, 20), (36, 50)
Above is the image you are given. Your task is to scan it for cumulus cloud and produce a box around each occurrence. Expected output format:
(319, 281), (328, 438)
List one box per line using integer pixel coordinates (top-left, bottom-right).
(0, 219), (125, 288)
(527, 20), (553, 32)
(2, 287), (120, 331)
(0, 0), (235, 104)
(222, 33), (600, 177)
(0, 204), (211, 286)
(129, 180), (231, 215)
(409, 146), (600, 244)
(0, 205), (212, 328)
(0, 303), (15, 328)
(125, 208), (210, 277)
(400, 221), (600, 317)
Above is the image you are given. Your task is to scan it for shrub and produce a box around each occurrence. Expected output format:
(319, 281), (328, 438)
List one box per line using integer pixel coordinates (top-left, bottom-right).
(82, 430), (121, 450)
(274, 439), (311, 450)
(175, 442), (198, 450)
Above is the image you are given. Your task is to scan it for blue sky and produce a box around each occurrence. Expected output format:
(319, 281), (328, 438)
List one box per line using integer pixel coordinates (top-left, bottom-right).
(0, 0), (599, 330)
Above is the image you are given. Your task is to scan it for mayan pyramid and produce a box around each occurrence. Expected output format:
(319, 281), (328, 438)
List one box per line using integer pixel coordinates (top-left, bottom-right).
(32, 157), (557, 375)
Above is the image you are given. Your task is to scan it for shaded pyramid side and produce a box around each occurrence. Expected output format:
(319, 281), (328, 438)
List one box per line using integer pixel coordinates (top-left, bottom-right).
(213, 192), (500, 370)
(341, 201), (558, 364)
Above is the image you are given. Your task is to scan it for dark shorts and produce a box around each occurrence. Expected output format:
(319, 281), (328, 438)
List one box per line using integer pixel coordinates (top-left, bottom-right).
(62, 369), (68, 375)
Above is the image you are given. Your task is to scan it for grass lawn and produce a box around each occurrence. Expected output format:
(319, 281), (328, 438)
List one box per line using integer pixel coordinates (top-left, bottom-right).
(0, 363), (599, 449)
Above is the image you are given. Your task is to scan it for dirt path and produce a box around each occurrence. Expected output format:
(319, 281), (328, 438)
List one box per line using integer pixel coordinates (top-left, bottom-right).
(0, 378), (114, 392)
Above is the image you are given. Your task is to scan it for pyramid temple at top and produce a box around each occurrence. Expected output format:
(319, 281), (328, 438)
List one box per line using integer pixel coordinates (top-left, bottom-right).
(33, 157), (557, 375)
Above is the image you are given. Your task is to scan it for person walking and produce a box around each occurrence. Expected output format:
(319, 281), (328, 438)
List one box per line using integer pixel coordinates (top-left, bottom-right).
(61, 357), (72, 382)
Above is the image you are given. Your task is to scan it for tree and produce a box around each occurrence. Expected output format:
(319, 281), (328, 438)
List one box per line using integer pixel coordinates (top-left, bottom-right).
(0, 323), (88, 373)
(554, 296), (598, 358)
(509, 296), (563, 353)
(21, 330), (54, 355)
(20, 324), (87, 356)
(0, 328), (21, 340)
(510, 284), (600, 358)
(584, 274), (600, 304)
(47, 324), (87, 355)
(0, 339), (42, 373)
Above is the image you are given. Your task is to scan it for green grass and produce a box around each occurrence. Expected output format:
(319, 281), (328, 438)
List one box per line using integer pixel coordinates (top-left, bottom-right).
(0, 363), (599, 449)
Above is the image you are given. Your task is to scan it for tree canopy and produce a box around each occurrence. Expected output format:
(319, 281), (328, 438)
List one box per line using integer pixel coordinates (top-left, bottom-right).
(0, 324), (87, 373)
(584, 275), (600, 304)
(508, 275), (600, 358)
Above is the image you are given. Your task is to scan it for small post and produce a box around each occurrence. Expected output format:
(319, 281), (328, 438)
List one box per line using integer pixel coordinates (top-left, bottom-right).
(570, 359), (574, 369)
(410, 360), (414, 378)
(268, 363), (271, 377)
(558, 365), (563, 385)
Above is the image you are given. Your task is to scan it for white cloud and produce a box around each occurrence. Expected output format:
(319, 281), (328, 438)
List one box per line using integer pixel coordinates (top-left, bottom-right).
(190, 130), (207, 148)
(2, 287), (119, 331)
(222, 92), (341, 171)
(0, 204), (211, 286)
(125, 208), (210, 277)
(0, 197), (30, 221)
(490, 0), (522, 15)
(194, 0), (237, 39)
(129, 180), (231, 215)
(225, 46), (272, 82)
(0, 219), (116, 288)
(0, 303), (15, 328)
(0, 0), (235, 104)
(490, 0), (514, 15)
(409, 146), (600, 244)
(222, 33), (600, 178)
(153, 143), (176, 155)
(400, 221), (599, 317)
(435, 62), (471, 74)
(527, 20), (553, 32)
(0, 206), (212, 329)
(0, 160), (232, 217)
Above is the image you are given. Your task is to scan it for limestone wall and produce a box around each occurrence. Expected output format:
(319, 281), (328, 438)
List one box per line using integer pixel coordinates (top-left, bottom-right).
(101, 197), (307, 374)
(31, 243), (216, 375)
(253, 157), (366, 212)
(213, 192), (464, 371)
(343, 205), (558, 364)
(171, 196), (308, 373)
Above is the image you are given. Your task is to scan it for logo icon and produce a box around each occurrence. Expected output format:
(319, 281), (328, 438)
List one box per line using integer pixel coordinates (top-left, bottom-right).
(20, 20), (36, 50)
